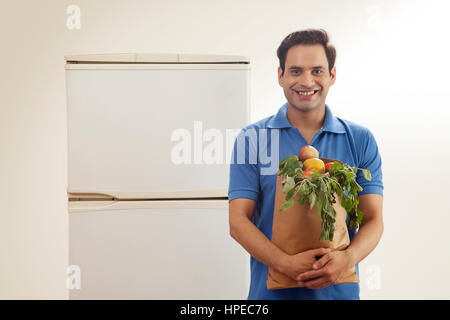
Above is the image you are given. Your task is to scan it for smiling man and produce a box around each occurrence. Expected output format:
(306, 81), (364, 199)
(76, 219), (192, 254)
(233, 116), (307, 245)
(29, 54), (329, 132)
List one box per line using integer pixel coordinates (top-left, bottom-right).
(228, 29), (384, 300)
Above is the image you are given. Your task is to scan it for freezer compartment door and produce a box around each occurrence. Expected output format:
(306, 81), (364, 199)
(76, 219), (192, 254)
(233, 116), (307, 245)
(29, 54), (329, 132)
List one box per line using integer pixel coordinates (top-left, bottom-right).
(69, 200), (250, 299)
(66, 66), (250, 198)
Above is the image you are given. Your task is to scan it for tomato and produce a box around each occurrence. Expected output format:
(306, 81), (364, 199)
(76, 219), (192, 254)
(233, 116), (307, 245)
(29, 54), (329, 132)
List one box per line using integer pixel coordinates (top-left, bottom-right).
(325, 162), (335, 173)
(303, 158), (325, 174)
(303, 170), (313, 178)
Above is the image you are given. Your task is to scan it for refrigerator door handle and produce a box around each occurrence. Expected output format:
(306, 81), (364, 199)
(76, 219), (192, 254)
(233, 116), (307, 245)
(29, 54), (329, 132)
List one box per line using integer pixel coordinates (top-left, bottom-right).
(68, 199), (229, 213)
(68, 189), (228, 200)
(68, 192), (115, 201)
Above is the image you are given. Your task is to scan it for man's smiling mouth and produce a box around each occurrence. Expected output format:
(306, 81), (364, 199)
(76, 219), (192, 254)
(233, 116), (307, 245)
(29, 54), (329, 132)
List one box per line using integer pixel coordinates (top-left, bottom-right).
(294, 89), (319, 96)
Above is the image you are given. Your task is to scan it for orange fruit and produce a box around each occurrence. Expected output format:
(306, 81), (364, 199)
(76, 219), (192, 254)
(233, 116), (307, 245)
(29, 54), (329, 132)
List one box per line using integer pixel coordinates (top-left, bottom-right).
(303, 158), (325, 173)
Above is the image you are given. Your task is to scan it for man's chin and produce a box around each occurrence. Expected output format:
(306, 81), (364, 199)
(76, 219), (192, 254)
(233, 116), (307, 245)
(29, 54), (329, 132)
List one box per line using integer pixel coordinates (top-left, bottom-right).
(290, 102), (320, 113)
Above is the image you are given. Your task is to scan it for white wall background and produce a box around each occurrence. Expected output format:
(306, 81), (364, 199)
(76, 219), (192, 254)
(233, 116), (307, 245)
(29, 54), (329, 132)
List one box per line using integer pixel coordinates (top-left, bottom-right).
(1, 0), (449, 299)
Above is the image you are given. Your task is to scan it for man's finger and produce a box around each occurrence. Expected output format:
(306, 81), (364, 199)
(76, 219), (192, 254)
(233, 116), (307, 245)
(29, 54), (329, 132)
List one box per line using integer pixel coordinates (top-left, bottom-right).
(312, 253), (332, 270)
(312, 247), (331, 258)
(296, 281), (305, 287)
(296, 269), (322, 281)
(303, 277), (331, 290)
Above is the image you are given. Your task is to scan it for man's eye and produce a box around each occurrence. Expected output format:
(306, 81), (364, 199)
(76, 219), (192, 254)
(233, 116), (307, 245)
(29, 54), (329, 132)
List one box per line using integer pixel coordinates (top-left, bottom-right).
(313, 70), (323, 75)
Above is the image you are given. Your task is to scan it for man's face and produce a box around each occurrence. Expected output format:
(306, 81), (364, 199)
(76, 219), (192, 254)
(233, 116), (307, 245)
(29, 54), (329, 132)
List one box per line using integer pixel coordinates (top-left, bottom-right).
(278, 44), (336, 113)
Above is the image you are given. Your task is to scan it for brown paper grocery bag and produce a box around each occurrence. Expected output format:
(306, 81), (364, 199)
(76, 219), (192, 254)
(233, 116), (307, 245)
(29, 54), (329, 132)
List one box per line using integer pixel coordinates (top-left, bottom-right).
(267, 158), (359, 290)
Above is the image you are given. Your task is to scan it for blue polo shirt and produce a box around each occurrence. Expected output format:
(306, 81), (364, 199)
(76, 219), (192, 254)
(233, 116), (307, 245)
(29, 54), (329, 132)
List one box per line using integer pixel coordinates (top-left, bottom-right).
(228, 102), (383, 300)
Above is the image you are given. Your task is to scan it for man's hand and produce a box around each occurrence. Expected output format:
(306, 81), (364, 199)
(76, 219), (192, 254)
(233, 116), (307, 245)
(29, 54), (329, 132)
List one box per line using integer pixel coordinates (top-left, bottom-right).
(295, 194), (383, 290)
(280, 248), (331, 281)
(295, 249), (355, 289)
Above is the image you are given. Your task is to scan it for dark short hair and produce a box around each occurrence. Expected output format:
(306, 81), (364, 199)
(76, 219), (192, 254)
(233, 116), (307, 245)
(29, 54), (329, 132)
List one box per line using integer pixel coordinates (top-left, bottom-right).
(277, 29), (336, 76)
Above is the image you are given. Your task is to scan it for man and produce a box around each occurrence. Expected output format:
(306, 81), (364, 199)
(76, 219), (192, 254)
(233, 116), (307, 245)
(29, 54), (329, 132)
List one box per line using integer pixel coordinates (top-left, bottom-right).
(228, 29), (384, 300)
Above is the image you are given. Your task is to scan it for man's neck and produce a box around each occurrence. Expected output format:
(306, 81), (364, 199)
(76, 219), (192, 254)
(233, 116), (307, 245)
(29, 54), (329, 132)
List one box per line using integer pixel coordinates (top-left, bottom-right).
(286, 103), (326, 133)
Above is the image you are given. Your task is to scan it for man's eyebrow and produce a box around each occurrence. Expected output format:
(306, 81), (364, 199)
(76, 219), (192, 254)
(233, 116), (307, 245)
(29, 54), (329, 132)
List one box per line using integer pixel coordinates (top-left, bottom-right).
(288, 65), (325, 70)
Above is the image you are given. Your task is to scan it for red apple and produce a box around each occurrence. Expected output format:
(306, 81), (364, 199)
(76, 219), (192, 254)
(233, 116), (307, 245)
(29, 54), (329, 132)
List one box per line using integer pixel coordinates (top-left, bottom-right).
(325, 162), (335, 173)
(298, 145), (319, 161)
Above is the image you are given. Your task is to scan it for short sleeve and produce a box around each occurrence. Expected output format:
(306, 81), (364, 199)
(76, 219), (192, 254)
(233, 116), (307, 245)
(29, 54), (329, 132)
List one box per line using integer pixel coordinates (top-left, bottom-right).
(228, 129), (260, 202)
(356, 129), (384, 196)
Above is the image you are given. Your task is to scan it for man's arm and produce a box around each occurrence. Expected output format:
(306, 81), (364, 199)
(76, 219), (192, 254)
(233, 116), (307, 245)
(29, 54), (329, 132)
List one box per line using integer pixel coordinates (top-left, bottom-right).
(345, 193), (384, 265)
(296, 194), (383, 289)
(229, 198), (331, 281)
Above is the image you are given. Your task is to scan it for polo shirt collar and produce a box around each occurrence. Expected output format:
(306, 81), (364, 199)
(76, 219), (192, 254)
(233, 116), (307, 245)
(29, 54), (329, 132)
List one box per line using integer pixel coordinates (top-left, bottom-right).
(267, 102), (346, 134)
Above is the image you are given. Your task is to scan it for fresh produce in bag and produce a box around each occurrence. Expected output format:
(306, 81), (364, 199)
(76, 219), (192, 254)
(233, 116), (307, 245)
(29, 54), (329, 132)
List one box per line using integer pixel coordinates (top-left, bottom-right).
(267, 146), (372, 290)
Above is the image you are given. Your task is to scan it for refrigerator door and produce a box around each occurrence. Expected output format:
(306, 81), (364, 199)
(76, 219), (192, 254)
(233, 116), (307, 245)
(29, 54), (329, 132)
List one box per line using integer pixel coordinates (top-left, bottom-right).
(68, 200), (250, 299)
(66, 56), (250, 199)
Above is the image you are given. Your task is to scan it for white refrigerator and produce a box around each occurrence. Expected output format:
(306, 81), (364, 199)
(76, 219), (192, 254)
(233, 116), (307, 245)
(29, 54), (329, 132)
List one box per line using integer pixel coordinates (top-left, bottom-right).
(65, 53), (251, 299)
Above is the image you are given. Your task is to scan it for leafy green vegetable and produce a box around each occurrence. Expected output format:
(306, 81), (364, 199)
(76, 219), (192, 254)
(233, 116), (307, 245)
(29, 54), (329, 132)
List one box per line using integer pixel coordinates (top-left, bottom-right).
(281, 176), (295, 194)
(278, 155), (302, 177)
(362, 169), (372, 181)
(278, 156), (371, 241)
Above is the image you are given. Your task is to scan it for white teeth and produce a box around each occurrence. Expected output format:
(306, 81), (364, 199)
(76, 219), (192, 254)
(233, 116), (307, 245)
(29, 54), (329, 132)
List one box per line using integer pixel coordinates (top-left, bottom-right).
(296, 90), (315, 96)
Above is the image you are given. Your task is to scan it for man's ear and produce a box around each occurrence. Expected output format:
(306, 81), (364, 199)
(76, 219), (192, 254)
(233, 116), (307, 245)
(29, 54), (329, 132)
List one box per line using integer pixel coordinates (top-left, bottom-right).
(277, 66), (283, 87)
(329, 66), (336, 86)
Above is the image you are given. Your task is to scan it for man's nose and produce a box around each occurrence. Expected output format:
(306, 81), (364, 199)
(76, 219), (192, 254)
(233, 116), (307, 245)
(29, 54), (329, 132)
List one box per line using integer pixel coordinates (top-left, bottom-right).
(298, 73), (315, 88)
